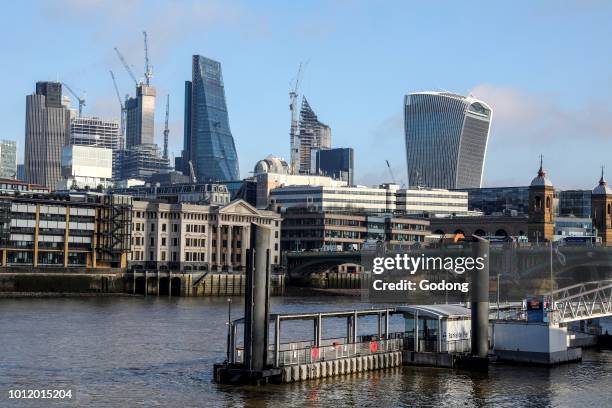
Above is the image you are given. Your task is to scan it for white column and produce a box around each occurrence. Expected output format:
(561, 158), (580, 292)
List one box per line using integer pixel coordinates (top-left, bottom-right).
(216, 224), (222, 270)
(227, 225), (233, 270)
(240, 226), (247, 270)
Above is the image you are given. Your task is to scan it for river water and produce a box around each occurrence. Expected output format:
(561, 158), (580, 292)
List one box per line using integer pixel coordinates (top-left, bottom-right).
(0, 296), (610, 407)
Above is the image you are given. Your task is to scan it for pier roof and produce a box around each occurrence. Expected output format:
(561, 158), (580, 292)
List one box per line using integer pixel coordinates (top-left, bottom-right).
(396, 304), (471, 319)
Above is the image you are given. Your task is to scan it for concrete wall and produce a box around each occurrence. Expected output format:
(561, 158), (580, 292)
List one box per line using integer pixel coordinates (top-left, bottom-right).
(0, 272), (125, 294)
(493, 321), (568, 353)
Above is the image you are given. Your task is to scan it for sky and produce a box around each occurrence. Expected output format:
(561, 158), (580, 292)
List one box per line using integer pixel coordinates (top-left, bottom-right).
(2, 0), (612, 189)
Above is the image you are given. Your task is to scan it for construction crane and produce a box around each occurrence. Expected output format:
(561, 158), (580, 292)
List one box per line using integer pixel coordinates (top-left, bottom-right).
(385, 160), (397, 184)
(143, 31), (153, 86)
(163, 94), (169, 160)
(61, 82), (86, 116)
(289, 62), (305, 175)
(109, 70), (126, 143)
(114, 47), (138, 86)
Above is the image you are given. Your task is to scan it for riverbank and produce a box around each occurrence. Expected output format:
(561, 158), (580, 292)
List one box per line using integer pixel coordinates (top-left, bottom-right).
(0, 292), (137, 298)
(284, 286), (362, 297)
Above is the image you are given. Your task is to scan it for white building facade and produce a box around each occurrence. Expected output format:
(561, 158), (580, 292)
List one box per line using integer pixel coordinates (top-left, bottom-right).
(270, 183), (470, 216)
(130, 199), (282, 272)
(57, 145), (113, 190)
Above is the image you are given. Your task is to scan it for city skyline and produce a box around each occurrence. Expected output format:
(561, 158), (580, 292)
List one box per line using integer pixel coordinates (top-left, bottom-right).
(2, 1), (612, 188)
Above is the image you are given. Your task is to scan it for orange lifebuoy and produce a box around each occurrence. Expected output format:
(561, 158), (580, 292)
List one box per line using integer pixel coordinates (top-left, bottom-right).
(370, 340), (378, 353)
(311, 347), (320, 359)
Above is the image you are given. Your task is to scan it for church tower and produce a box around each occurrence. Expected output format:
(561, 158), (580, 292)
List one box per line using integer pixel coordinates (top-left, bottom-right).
(527, 156), (554, 242)
(591, 167), (612, 244)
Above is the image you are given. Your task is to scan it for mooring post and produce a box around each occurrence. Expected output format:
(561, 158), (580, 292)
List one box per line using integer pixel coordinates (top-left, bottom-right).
(385, 309), (390, 340)
(471, 235), (490, 358)
(275, 315), (280, 367)
(243, 223), (271, 372)
(316, 313), (322, 347)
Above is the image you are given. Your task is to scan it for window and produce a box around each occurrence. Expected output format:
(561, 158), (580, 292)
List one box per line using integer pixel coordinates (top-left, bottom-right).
(162, 224), (167, 232)
(150, 223), (155, 232)
(161, 237), (166, 246)
(172, 224), (178, 232)
(150, 237), (154, 246)
(173, 238), (178, 246)
(161, 252), (166, 261)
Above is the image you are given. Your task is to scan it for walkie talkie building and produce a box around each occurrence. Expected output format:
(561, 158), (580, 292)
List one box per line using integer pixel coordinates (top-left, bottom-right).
(404, 92), (492, 189)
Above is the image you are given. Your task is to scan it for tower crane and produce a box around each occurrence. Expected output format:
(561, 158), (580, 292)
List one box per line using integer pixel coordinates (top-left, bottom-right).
(385, 160), (397, 184)
(114, 47), (139, 86)
(61, 82), (86, 116)
(109, 70), (126, 144)
(163, 94), (169, 160)
(143, 31), (153, 86)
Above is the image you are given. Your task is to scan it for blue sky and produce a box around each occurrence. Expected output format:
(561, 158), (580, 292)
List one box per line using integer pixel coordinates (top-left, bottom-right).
(2, 0), (612, 188)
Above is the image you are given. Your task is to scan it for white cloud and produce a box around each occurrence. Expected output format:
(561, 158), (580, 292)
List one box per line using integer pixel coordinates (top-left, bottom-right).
(471, 83), (612, 188)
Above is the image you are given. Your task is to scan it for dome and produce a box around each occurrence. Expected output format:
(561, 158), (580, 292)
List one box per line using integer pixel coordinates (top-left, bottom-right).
(254, 155), (289, 175)
(592, 168), (612, 195)
(530, 157), (553, 187)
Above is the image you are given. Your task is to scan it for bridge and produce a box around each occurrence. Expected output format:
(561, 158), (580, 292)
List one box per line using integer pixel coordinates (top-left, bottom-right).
(551, 280), (612, 324)
(285, 251), (361, 278)
(285, 246), (612, 294)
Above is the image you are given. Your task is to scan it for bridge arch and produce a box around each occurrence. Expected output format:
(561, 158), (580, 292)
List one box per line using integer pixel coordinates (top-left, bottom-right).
(495, 229), (508, 237)
(474, 229), (486, 237)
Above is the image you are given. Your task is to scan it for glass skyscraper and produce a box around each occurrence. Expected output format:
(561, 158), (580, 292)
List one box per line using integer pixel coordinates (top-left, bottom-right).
(404, 92), (492, 189)
(181, 55), (239, 182)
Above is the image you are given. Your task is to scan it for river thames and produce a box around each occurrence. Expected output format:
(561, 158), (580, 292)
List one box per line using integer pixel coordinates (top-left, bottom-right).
(1, 296), (610, 407)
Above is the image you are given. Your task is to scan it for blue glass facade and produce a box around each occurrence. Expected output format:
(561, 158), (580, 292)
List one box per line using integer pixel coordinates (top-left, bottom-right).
(404, 92), (492, 189)
(183, 55), (239, 182)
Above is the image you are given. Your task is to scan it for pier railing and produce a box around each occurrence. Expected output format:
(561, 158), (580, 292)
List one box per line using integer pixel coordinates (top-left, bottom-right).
(233, 338), (403, 367)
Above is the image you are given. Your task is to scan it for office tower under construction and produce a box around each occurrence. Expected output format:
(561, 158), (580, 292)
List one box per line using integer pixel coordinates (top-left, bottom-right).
(298, 97), (331, 174)
(125, 84), (156, 148)
(113, 144), (169, 181)
(70, 116), (121, 151)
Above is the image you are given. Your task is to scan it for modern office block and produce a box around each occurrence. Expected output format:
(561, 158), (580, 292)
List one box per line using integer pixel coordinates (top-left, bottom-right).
(457, 186), (530, 215)
(16, 164), (25, 181)
(180, 55), (239, 182)
(0, 140), (17, 179)
(314, 147), (353, 185)
(24, 81), (71, 189)
(57, 145), (113, 190)
(404, 92), (492, 189)
(70, 116), (121, 151)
